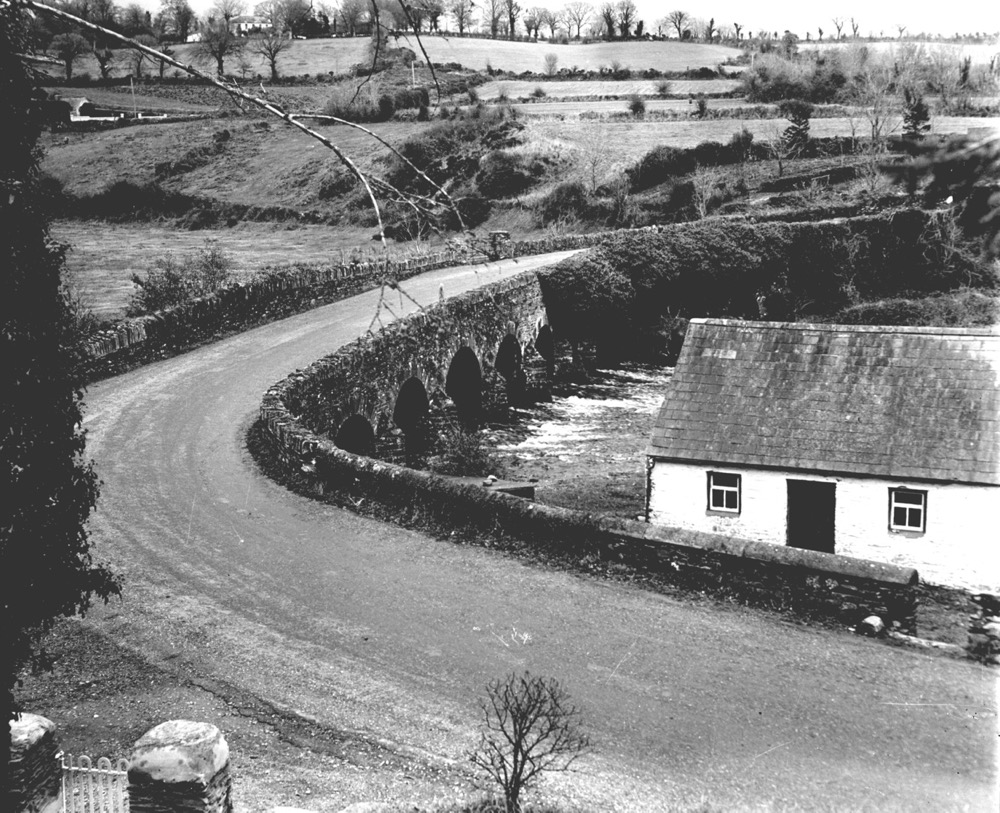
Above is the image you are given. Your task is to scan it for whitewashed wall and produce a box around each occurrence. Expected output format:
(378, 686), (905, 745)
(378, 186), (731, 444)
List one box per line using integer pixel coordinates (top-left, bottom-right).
(647, 459), (999, 593)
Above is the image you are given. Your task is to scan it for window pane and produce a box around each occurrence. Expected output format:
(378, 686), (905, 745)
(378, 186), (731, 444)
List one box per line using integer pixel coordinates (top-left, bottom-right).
(893, 507), (908, 526)
(711, 491), (725, 508)
(714, 473), (739, 487)
(895, 492), (922, 506)
(725, 491), (738, 509)
(906, 507), (922, 527)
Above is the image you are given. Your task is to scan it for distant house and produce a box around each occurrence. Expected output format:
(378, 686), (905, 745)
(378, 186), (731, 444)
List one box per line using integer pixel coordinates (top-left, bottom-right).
(230, 15), (273, 34)
(646, 319), (1000, 591)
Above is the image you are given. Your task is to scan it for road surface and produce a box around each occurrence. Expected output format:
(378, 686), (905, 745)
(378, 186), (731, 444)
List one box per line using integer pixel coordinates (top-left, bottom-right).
(81, 253), (997, 811)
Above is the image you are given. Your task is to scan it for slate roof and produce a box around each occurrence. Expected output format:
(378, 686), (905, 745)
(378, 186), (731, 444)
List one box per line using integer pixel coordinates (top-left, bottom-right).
(647, 319), (1000, 485)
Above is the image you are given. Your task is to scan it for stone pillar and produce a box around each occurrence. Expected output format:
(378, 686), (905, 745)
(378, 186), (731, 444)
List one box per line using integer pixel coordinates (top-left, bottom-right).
(128, 720), (233, 813)
(8, 713), (61, 813)
(967, 593), (1000, 665)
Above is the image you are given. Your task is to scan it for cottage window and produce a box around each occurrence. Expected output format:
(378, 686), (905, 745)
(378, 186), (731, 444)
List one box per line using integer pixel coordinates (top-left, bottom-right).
(708, 472), (741, 514)
(889, 488), (926, 533)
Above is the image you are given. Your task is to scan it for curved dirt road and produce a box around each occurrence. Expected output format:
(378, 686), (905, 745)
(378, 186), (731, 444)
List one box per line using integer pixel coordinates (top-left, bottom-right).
(81, 254), (997, 811)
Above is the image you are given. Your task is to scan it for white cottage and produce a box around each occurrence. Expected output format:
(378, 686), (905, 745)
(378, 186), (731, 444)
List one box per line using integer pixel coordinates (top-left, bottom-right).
(645, 319), (1000, 592)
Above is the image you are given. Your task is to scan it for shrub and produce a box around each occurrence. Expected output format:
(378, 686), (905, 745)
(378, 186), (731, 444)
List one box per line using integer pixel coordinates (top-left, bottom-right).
(317, 169), (358, 200)
(427, 427), (506, 476)
(693, 93), (708, 117)
(476, 150), (542, 198)
(779, 99), (813, 157)
(467, 86), (479, 104)
(535, 180), (590, 225)
(530, 85), (547, 98)
(543, 53), (558, 76)
(377, 93), (395, 120)
(627, 94), (646, 117)
(626, 145), (697, 191)
(655, 79), (672, 96)
(128, 241), (234, 315)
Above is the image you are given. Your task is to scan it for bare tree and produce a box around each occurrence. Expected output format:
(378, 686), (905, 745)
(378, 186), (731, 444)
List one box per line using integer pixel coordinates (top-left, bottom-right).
(337, 0), (368, 35)
(159, 0), (196, 40)
(448, 0), (473, 34)
(896, 23), (907, 39)
(195, 19), (245, 75)
(816, 26), (822, 41)
(732, 21), (742, 40)
(93, 44), (117, 78)
(469, 672), (590, 813)
(850, 17), (860, 38)
(831, 16), (844, 40)
(666, 9), (687, 39)
(126, 32), (158, 76)
(577, 122), (613, 192)
(562, 1), (590, 39)
(50, 32), (90, 79)
(539, 7), (558, 38)
(212, 0), (245, 26)
(615, 0), (636, 38)
(252, 30), (291, 80)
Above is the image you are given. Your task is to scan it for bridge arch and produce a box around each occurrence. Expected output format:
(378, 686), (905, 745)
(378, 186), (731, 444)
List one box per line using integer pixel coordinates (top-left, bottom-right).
(334, 414), (376, 456)
(494, 334), (526, 404)
(445, 346), (483, 424)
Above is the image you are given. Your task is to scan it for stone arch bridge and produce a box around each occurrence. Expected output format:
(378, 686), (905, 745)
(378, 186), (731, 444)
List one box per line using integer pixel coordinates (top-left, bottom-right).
(277, 273), (556, 459)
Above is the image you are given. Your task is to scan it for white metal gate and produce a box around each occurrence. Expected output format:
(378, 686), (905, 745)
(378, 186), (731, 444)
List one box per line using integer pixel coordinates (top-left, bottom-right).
(60, 753), (129, 813)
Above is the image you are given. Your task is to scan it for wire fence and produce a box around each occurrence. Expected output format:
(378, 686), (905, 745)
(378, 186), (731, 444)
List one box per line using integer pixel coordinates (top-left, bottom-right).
(60, 753), (130, 813)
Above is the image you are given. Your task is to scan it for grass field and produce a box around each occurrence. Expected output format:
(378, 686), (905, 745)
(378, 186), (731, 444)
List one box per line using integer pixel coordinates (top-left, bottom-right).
(804, 40), (1000, 65)
(54, 221), (391, 319)
(474, 78), (742, 100)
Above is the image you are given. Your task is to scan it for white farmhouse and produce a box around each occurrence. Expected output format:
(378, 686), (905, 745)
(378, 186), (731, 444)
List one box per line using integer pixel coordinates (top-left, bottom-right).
(646, 319), (1000, 592)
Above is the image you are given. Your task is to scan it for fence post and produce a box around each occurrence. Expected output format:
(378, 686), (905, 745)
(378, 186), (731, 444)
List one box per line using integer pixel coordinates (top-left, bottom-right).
(8, 713), (61, 813)
(128, 721), (233, 813)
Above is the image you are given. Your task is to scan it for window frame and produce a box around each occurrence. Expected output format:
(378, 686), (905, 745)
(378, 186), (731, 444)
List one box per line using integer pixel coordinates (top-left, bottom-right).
(888, 487), (927, 534)
(707, 471), (741, 515)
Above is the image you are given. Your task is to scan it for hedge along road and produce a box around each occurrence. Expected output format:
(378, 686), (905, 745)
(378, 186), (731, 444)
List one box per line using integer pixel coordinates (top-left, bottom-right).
(80, 251), (996, 811)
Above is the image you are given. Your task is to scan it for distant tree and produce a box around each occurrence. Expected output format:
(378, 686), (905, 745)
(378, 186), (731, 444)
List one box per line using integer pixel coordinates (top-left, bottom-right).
(469, 673), (590, 813)
(159, 0), (196, 40)
(336, 0), (368, 36)
(781, 29), (798, 57)
(448, 0), (474, 34)
(195, 19), (244, 74)
(702, 16), (716, 42)
(539, 8), (558, 38)
(3, 2), (120, 744)
(732, 22), (742, 40)
(779, 98), (813, 157)
(615, 0), (636, 38)
(503, 0), (521, 40)
(281, 0), (314, 36)
(126, 32), (159, 76)
(816, 26), (823, 41)
(902, 87), (931, 139)
(50, 32), (90, 79)
(831, 16), (844, 40)
(896, 23), (907, 39)
(598, 1), (614, 38)
(850, 17), (860, 38)
(252, 29), (290, 80)
(120, 2), (153, 35)
(562, 1), (590, 38)
(666, 9), (687, 39)
(212, 0), (245, 26)
(483, 0), (504, 37)
(543, 51), (558, 74)
(93, 45), (116, 78)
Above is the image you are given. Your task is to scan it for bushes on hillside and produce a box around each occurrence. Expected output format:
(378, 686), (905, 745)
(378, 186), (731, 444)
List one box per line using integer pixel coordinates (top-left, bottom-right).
(539, 211), (994, 363)
(535, 181), (591, 225)
(625, 131), (768, 193)
(475, 150), (547, 198)
(741, 52), (850, 104)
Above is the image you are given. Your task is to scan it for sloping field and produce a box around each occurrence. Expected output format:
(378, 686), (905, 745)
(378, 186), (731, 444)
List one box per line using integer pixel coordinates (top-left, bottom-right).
(804, 40), (1000, 65)
(51, 37), (739, 81)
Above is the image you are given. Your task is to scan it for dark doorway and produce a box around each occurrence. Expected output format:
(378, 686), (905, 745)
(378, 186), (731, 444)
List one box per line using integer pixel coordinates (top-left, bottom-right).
(334, 414), (376, 456)
(786, 480), (836, 553)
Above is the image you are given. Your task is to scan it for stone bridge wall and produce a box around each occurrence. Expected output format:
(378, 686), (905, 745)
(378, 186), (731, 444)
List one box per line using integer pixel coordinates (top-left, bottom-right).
(275, 273), (549, 439)
(259, 267), (920, 633)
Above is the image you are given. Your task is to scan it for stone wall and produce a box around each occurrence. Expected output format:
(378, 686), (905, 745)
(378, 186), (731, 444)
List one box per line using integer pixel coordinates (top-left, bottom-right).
(259, 267), (920, 633)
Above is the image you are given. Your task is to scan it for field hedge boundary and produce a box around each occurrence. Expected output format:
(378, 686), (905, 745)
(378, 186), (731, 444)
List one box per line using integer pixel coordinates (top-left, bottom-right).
(257, 232), (923, 632)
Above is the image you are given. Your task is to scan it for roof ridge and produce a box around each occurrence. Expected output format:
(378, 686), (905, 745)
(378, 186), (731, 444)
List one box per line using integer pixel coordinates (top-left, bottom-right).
(688, 318), (1000, 337)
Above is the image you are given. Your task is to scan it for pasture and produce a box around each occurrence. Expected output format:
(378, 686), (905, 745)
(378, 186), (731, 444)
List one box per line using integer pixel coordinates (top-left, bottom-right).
(473, 78), (742, 100)
(804, 40), (1000, 65)
(54, 222), (387, 319)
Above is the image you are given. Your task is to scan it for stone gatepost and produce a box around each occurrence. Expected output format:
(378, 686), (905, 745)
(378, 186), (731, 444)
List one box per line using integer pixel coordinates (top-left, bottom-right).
(8, 713), (61, 813)
(128, 720), (233, 813)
